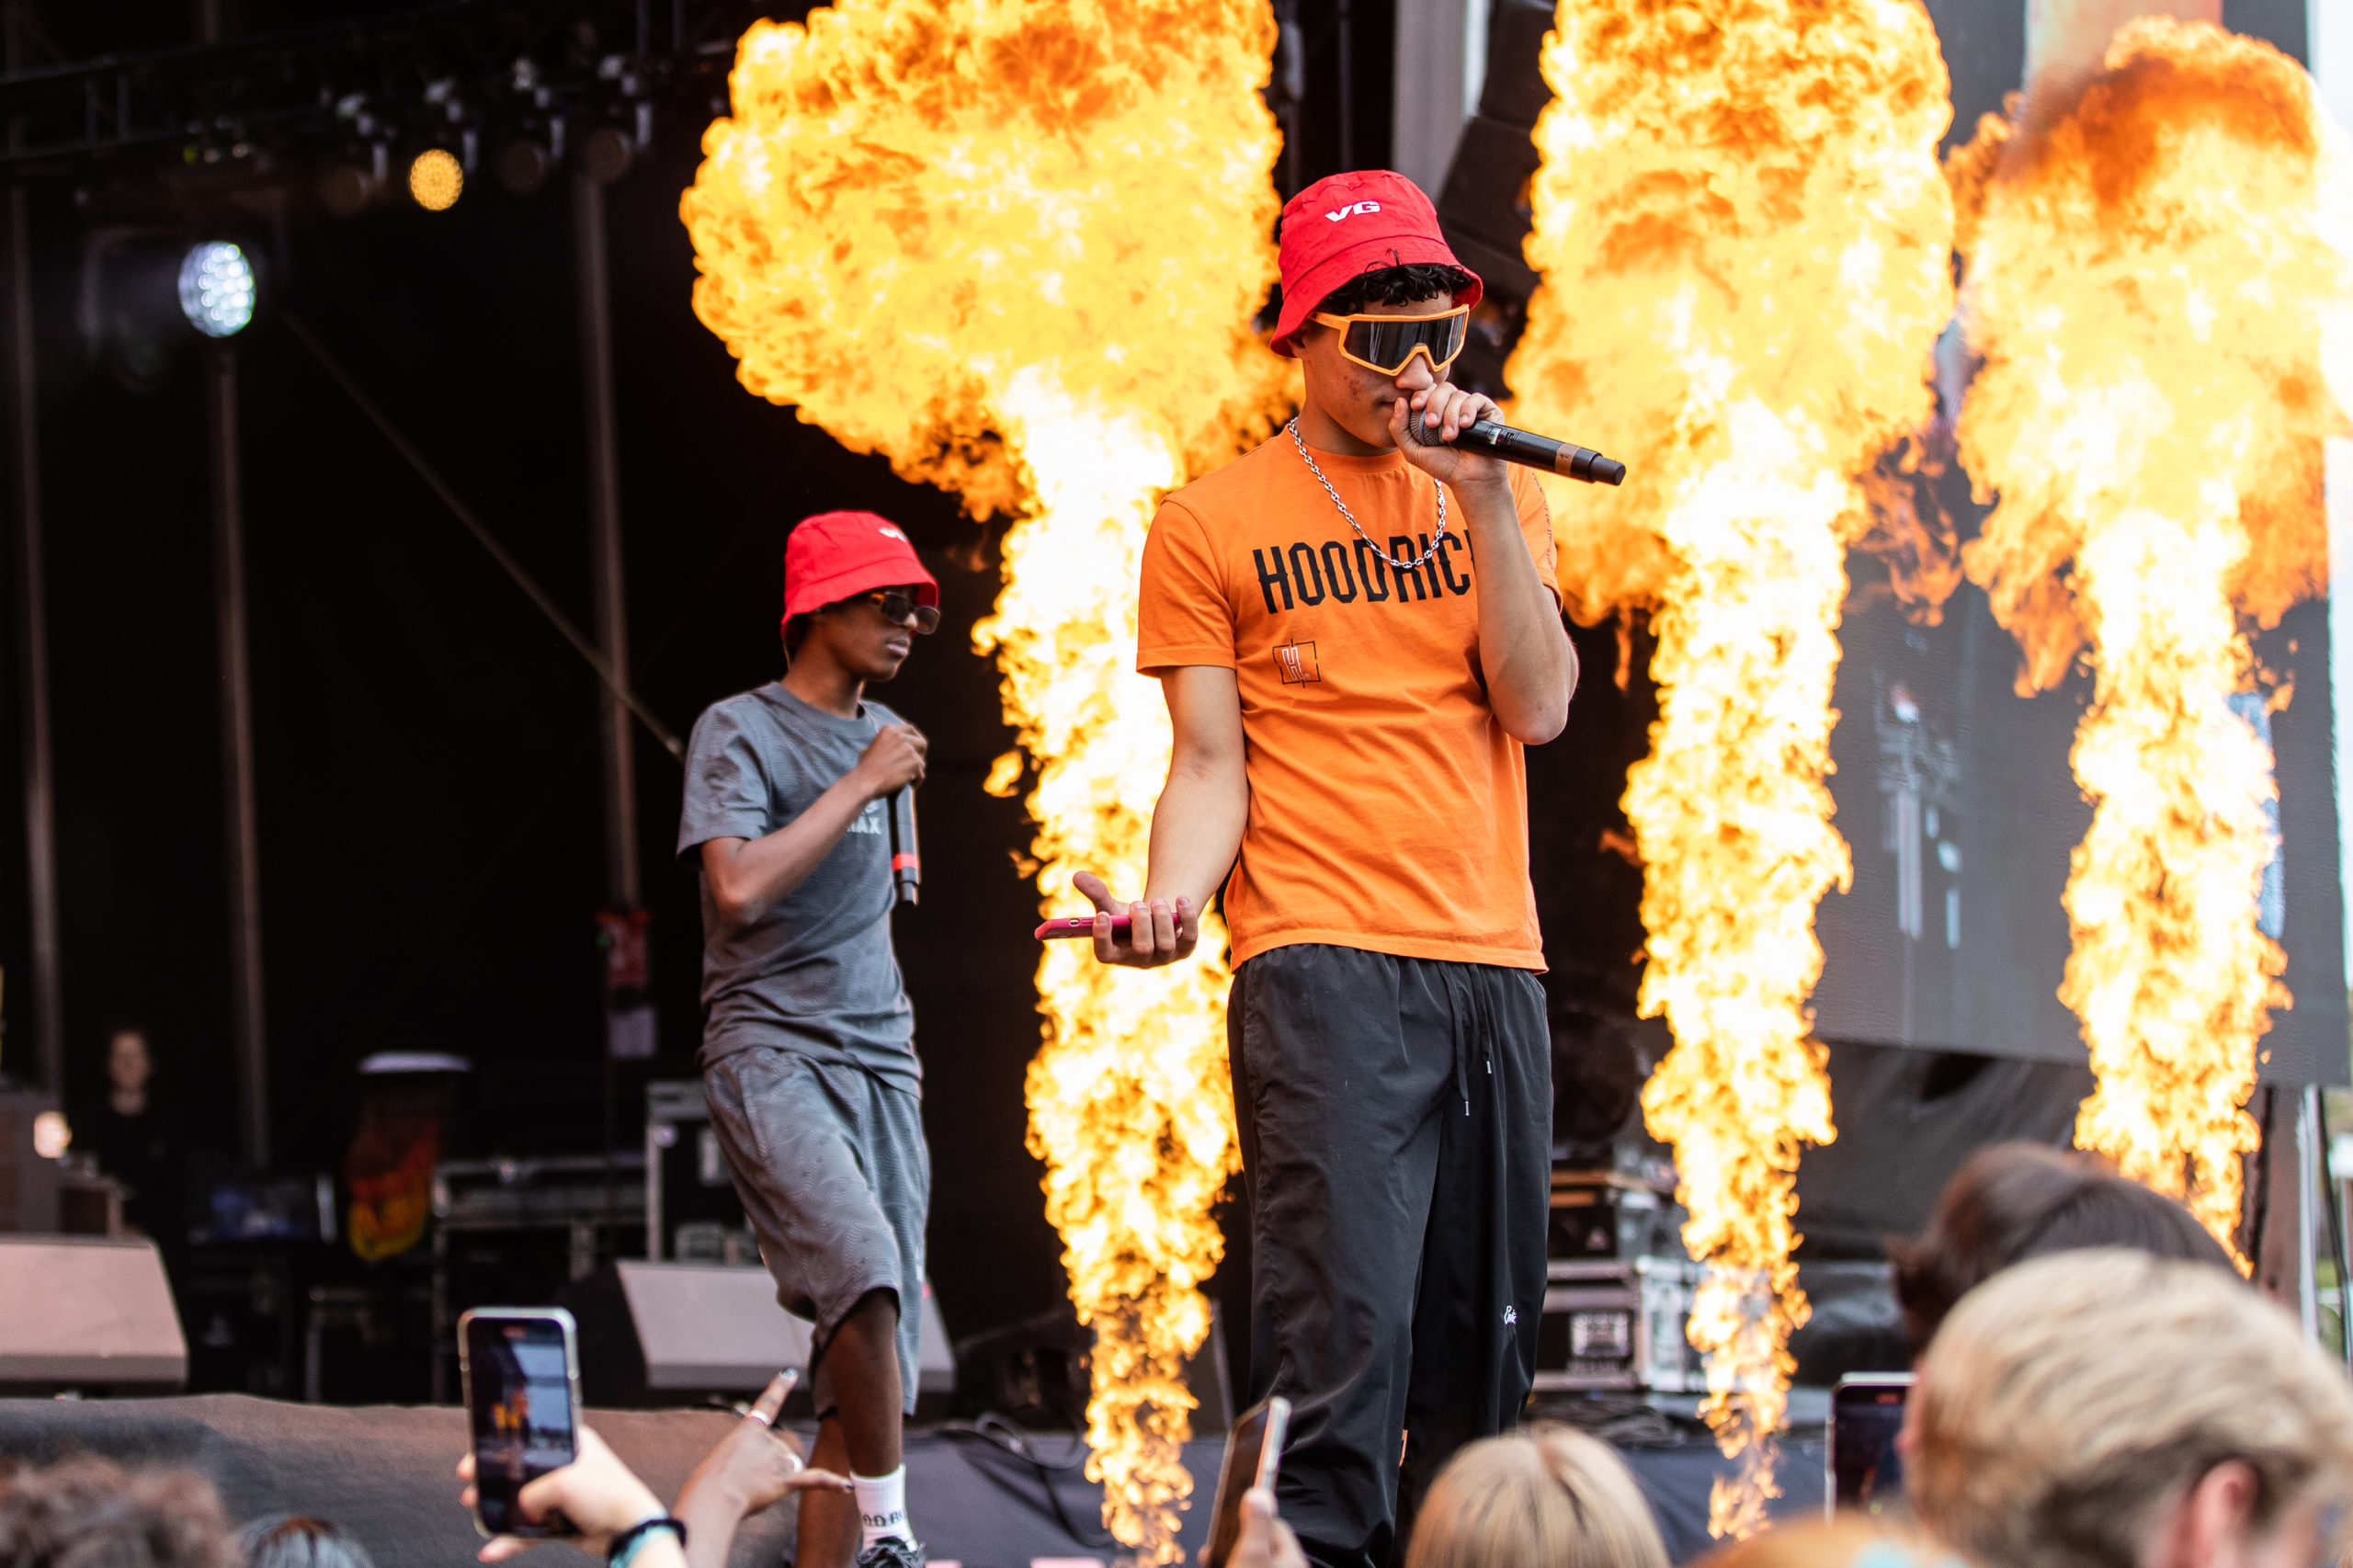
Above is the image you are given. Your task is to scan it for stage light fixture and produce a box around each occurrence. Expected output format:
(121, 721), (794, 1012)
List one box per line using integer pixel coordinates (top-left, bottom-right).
(578, 125), (634, 186)
(494, 138), (554, 196)
(316, 162), (378, 218)
(176, 242), (256, 338)
(408, 147), (463, 210)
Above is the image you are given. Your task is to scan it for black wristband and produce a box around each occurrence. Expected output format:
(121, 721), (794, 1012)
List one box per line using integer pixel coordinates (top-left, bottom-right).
(607, 1517), (688, 1567)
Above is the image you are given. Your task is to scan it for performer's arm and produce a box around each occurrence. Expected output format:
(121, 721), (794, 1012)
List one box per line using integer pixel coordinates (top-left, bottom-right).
(1074, 664), (1247, 969)
(1391, 385), (1576, 744)
(699, 724), (926, 928)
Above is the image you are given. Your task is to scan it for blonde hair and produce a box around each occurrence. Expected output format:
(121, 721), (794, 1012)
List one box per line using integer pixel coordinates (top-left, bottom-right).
(1403, 1425), (1668, 1568)
(1693, 1518), (1941, 1568)
(1910, 1248), (2353, 1568)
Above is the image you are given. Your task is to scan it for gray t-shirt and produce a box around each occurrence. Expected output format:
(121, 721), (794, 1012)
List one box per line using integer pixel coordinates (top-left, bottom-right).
(677, 683), (917, 1089)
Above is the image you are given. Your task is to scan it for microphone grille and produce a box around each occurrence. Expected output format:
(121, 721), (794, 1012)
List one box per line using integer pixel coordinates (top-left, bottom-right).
(1397, 404), (1442, 448)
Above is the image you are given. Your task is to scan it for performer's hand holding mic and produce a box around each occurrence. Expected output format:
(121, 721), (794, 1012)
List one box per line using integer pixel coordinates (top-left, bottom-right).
(1400, 401), (1627, 485)
(853, 723), (927, 795)
(855, 723), (927, 907)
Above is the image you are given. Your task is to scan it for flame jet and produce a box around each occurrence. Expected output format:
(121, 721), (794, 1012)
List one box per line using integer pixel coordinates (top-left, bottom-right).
(681, 2), (1290, 1556)
(1949, 19), (2353, 1249)
(1505, 0), (1954, 1534)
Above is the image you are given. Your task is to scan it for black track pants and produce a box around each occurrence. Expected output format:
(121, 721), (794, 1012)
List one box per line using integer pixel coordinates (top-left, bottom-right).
(1227, 943), (1552, 1568)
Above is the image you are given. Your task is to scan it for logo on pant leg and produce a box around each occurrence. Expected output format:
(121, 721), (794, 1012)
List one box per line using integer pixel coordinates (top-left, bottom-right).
(1273, 638), (1320, 685)
(1503, 1304), (1518, 1325)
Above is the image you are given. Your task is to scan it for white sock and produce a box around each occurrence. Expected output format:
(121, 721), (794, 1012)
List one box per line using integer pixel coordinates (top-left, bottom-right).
(852, 1468), (913, 1549)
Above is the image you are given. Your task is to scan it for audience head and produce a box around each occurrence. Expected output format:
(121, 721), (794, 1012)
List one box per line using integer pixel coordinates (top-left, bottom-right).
(0, 1456), (238, 1568)
(108, 1030), (153, 1099)
(1695, 1519), (1955, 1568)
(1907, 1248), (2353, 1568)
(1403, 1424), (1667, 1568)
(233, 1518), (371, 1568)
(1890, 1142), (2235, 1356)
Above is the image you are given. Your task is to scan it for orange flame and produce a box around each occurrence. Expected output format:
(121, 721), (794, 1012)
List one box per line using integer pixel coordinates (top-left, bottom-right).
(1507, 0), (1954, 1532)
(1949, 18), (2353, 1248)
(680, 4), (1289, 1555)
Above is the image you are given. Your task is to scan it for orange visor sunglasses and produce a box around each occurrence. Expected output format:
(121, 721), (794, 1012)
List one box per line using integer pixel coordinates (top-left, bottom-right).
(1310, 304), (1471, 376)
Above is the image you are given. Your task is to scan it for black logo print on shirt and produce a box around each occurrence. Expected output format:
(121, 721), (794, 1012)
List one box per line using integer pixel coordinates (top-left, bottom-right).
(1250, 533), (1473, 616)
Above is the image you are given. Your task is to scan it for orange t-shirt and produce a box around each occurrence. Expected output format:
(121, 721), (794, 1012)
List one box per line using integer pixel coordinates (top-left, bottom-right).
(1136, 431), (1559, 970)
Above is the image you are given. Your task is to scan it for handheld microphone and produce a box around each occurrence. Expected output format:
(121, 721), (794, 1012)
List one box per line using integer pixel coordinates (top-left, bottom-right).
(888, 786), (919, 906)
(1403, 407), (1627, 485)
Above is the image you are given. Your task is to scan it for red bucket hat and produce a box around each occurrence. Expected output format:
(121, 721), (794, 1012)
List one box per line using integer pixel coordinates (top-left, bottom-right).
(1271, 170), (1483, 358)
(781, 510), (939, 631)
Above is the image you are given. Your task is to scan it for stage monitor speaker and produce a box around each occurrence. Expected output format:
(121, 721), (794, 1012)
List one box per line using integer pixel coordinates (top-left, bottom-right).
(562, 1261), (953, 1408)
(0, 1236), (187, 1392)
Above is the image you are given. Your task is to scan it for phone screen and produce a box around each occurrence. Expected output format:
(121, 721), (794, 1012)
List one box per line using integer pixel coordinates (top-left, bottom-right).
(1205, 1397), (1290, 1568)
(1828, 1375), (1912, 1518)
(466, 1313), (579, 1537)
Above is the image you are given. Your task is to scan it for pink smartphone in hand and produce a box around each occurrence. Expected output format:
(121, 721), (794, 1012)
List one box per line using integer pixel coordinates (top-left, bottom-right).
(1035, 915), (1132, 940)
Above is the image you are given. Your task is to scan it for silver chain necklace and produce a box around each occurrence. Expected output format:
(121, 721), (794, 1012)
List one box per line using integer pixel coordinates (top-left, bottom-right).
(1287, 417), (1449, 573)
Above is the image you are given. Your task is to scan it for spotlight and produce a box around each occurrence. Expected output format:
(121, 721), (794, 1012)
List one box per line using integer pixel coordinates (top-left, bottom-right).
(577, 125), (634, 186)
(494, 138), (554, 196)
(316, 162), (379, 218)
(408, 147), (463, 210)
(177, 242), (256, 338)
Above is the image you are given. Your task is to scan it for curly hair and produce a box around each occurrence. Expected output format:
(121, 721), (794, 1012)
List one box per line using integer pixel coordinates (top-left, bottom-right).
(1312, 262), (1475, 320)
(0, 1456), (239, 1568)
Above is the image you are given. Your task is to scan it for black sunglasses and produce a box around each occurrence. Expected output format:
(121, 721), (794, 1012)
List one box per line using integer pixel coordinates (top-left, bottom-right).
(852, 589), (940, 635)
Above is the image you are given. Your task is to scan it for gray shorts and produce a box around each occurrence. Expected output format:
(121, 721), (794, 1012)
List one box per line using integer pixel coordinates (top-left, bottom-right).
(703, 1048), (929, 1418)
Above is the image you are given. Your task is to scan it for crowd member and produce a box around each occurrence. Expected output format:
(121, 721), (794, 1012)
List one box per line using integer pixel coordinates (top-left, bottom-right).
(1906, 1249), (2353, 1568)
(234, 1517), (373, 1568)
(1226, 1490), (1311, 1568)
(79, 1026), (184, 1238)
(1401, 1426), (1666, 1568)
(1693, 1518), (1954, 1568)
(459, 1395), (849, 1568)
(679, 511), (938, 1568)
(1888, 1142), (2236, 1355)
(460, 1427), (684, 1568)
(1079, 167), (1574, 1568)
(0, 1456), (236, 1568)
(675, 1374), (849, 1568)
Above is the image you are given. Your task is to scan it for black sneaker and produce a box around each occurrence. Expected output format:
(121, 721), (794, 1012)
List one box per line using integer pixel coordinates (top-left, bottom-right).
(854, 1540), (926, 1568)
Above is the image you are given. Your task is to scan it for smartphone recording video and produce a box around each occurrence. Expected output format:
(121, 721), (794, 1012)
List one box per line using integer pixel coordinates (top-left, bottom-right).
(460, 1308), (582, 1539)
(1827, 1372), (1913, 1519)
(1205, 1396), (1291, 1568)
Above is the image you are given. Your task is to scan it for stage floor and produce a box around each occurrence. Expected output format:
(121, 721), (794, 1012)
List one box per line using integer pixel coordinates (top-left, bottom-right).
(0, 1396), (1823, 1566)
